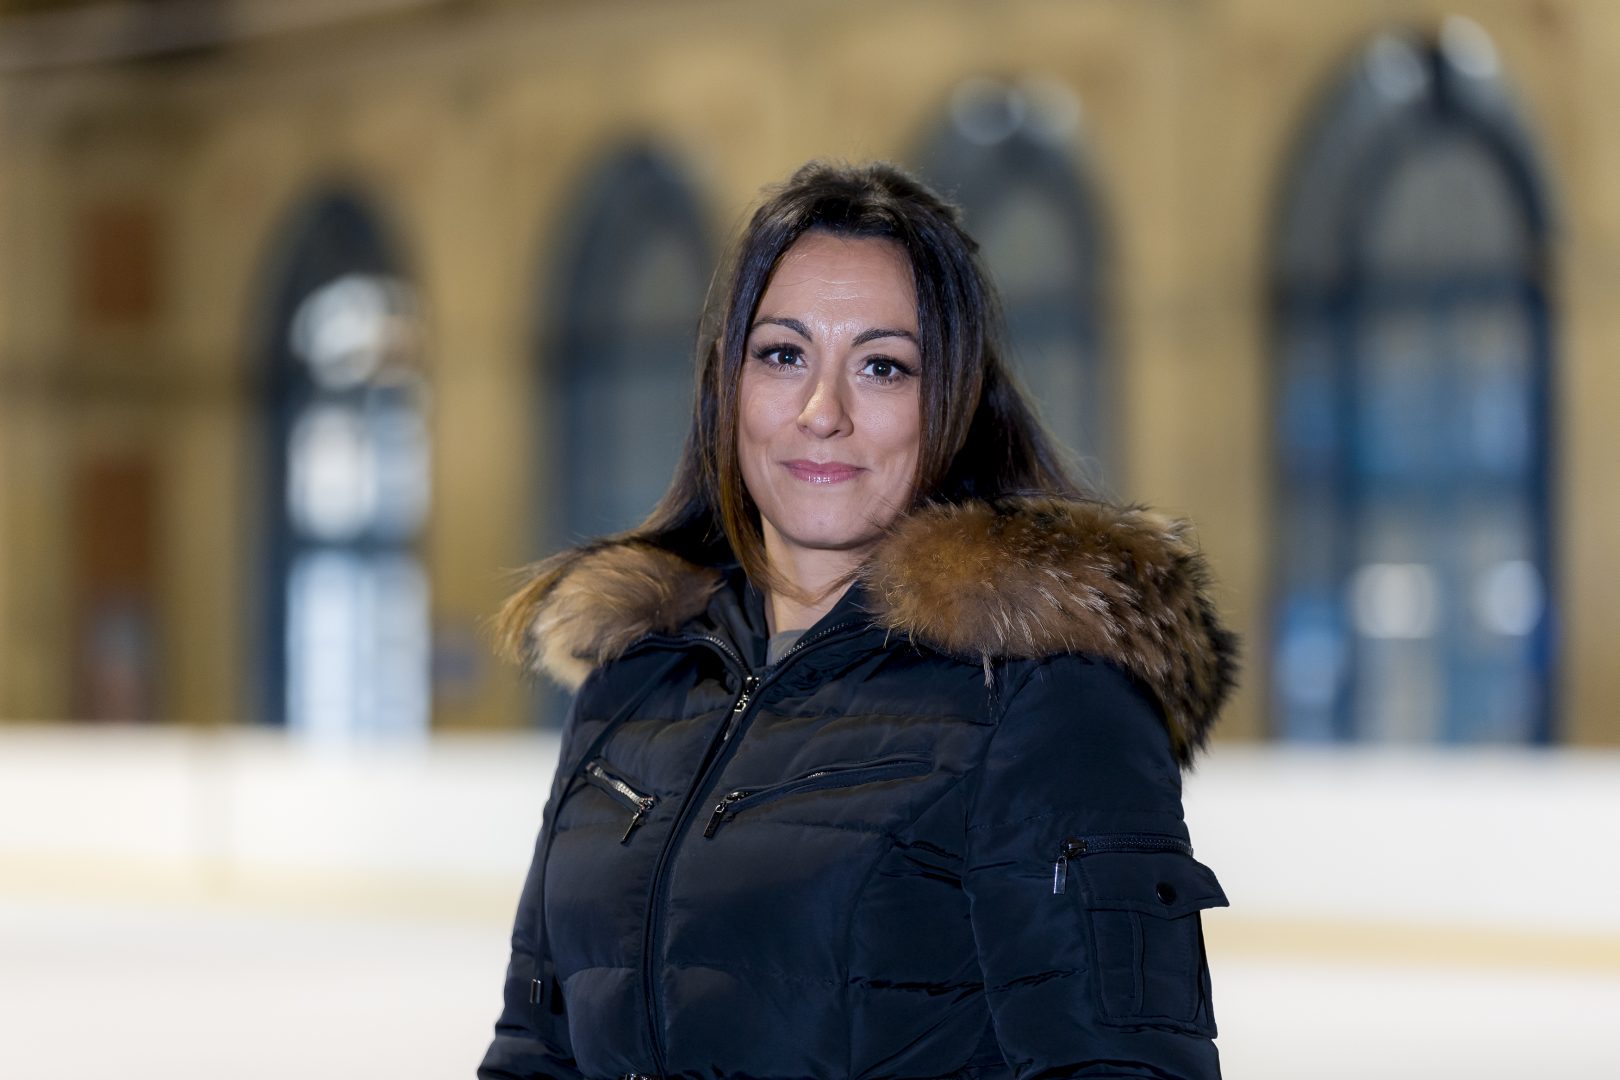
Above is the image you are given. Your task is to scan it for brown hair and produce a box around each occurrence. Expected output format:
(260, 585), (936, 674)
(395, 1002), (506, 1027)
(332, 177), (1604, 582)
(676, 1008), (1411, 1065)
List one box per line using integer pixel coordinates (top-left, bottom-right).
(496, 160), (1083, 654)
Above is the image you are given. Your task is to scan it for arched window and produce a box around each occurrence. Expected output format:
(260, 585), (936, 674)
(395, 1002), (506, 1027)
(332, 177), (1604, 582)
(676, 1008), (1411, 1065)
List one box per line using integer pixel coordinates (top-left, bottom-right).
(542, 147), (713, 545)
(918, 77), (1112, 484)
(262, 193), (430, 738)
(1271, 20), (1555, 743)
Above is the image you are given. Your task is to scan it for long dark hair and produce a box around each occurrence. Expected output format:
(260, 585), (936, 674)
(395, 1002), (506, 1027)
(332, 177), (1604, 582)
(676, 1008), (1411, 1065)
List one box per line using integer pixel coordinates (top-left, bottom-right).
(500, 160), (1084, 635)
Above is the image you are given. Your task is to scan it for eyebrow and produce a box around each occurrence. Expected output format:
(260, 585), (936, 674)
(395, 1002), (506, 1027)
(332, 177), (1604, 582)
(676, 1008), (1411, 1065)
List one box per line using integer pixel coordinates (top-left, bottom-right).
(749, 316), (918, 348)
(852, 327), (918, 347)
(751, 316), (812, 339)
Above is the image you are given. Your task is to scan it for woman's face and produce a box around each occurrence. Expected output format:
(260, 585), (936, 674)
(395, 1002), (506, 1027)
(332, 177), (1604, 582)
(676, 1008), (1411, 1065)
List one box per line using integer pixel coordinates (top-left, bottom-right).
(738, 231), (922, 576)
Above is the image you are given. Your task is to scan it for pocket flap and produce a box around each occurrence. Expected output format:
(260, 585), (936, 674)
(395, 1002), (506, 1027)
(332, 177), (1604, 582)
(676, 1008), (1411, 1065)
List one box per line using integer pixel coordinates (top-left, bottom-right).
(1078, 850), (1229, 919)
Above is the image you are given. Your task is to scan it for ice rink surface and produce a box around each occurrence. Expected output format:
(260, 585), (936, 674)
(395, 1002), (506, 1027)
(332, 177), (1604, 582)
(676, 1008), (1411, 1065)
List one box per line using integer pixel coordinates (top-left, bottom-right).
(6, 897), (1618, 1079)
(2, 727), (1618, 1079)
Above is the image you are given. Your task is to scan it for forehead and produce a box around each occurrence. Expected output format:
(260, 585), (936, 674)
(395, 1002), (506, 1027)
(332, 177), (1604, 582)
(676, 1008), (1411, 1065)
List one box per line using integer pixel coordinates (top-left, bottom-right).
(757, 232), (917, 320)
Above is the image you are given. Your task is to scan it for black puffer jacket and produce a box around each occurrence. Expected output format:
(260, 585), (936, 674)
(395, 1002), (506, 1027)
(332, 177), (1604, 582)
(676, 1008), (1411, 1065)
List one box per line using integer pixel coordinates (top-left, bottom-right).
(480, 497), (1239, 1080)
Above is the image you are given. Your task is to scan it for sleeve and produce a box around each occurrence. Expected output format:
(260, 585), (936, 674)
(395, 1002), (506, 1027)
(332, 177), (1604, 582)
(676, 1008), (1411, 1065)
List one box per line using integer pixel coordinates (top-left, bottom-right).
(477, 697), (591, 1080)
(476, 830), (584, 1079)
(962, 654), (1227, 1080)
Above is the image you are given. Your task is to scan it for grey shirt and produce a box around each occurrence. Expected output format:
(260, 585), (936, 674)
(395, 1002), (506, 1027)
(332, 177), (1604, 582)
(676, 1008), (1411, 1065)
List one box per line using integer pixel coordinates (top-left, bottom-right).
(766, 629), (806, 667)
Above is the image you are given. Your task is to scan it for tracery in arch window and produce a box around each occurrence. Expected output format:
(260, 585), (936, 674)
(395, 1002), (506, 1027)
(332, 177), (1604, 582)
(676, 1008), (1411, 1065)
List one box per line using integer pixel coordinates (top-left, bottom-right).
(265, 195), (430, 738)
(918, 76), (1113, 487)
(1271, 19), (1556, 743)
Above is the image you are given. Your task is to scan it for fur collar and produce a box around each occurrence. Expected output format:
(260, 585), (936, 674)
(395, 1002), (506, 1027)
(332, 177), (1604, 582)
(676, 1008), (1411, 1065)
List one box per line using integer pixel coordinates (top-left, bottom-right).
(499, 497), (1238, 763)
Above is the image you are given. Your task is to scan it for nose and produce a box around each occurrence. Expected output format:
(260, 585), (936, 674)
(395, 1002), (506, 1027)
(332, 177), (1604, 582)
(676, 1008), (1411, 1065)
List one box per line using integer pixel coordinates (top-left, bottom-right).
(796, 367), (852, 438)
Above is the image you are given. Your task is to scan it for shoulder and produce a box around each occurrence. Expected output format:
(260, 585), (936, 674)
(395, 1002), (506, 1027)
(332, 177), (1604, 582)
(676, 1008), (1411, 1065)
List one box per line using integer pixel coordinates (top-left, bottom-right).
(996, 653), (1180, 769)
(860, 496), (1240, 766)
(494, 539), (722, 692)
(967, 653), (1187, 830)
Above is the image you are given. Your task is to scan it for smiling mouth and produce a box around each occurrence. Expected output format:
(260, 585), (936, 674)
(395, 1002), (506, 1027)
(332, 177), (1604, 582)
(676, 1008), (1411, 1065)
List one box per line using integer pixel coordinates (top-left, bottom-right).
(782, 460), (864, 484)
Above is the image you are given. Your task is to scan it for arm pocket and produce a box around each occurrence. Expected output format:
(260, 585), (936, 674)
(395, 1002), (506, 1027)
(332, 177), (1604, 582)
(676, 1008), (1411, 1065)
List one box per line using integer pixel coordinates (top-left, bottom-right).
(1067, 839), (1228, 1038)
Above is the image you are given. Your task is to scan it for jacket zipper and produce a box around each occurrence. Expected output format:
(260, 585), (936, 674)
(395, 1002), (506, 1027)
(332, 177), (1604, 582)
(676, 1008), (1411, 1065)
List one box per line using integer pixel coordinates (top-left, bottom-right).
(1052, 833), (1194, 895)
(702, 755), (931, 837)
(640, 618), (865, 1079)
(581, 758), (658, 843)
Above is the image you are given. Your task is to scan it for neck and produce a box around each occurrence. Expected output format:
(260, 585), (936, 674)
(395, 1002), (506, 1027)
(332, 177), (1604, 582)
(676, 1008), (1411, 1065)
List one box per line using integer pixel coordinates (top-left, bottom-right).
(766, 582), (852, 639)
(759, 528), (866, 637)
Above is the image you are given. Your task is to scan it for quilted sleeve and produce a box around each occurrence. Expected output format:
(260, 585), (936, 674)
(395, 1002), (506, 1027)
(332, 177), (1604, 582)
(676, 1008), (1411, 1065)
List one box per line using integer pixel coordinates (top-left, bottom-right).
(962, 654), (1227, 1080)
(477, 700), (589, 1080)
(476, 824), (585, 1080)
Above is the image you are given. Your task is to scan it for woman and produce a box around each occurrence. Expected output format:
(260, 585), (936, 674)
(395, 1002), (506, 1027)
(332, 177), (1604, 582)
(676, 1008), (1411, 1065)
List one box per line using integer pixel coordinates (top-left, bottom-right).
(480, 161), (1237, 1080)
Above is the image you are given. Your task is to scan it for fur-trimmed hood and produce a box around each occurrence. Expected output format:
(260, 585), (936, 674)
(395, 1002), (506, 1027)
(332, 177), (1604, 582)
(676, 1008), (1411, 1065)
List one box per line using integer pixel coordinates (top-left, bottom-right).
(499, 497), (1238, 762)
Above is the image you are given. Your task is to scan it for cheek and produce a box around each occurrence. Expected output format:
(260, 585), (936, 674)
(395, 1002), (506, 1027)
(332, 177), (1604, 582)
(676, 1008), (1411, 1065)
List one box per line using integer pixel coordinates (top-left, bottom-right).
(736, 374), (773, 456)
(875, 396), (923, 468)
(736, 374), (792, 493)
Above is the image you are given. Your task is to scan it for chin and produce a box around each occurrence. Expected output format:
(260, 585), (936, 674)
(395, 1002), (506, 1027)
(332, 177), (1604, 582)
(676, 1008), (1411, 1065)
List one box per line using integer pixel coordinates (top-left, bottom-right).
(776, 515), (885, 554)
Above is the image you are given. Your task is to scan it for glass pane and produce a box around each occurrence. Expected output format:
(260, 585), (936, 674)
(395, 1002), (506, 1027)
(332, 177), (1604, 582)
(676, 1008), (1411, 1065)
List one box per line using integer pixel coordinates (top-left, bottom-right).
(1449, 298), (1534, 477)
(368, 555), (432, 738)
(288, 403), (376, 541)
(976, 183), (1099, 464)
(619, 229), (708, 326)
(1364, 133), (1531, 275)
(1278, 320), (1339, 476)
(566, 338), (690, 538)
(1349, 482), (1452, 740)
(289, 273), (417, 390)
(1450, 495), (1542, 741)
(1273, 588), (1347, 740)
(978, 184), (1083, 294)
(1353, 306), (1447, 481)
(286, 550), (429, 739)
(563, 213), (707, 539)
(367, 385), (431, 540)
(287, 550), (363, 739)
(1005, 310), (1093, 463)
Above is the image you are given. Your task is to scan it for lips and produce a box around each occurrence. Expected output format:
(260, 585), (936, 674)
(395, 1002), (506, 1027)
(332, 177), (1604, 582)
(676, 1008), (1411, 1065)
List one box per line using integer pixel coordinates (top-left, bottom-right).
(782, 459), (865, 484)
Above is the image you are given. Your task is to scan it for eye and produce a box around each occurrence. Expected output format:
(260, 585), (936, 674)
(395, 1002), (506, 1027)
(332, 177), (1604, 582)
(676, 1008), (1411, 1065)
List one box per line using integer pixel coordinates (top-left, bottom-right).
(750, 343), (805, 369)
(859, 356), (916, 383)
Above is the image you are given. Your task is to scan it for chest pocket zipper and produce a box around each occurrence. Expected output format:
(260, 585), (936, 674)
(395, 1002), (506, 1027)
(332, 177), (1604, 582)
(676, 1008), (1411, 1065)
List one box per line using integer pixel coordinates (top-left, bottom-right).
(581, 757), (658, 843)
(702, 754), (931, 838)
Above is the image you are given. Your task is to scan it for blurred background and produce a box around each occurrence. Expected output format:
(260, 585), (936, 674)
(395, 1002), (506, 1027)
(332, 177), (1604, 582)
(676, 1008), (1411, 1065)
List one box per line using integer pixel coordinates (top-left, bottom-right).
(0, 0), (1617, 1076)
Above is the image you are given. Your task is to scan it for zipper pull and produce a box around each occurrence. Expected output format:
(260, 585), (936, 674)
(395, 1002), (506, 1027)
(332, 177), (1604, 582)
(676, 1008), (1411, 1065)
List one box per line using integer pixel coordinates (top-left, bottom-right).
(703, 790), (748, 837)
(720, 675), (759, 745)
(732, 675), (759, 715)
(619, 797), (655, 844)
(1053, 838), (1086, 895)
